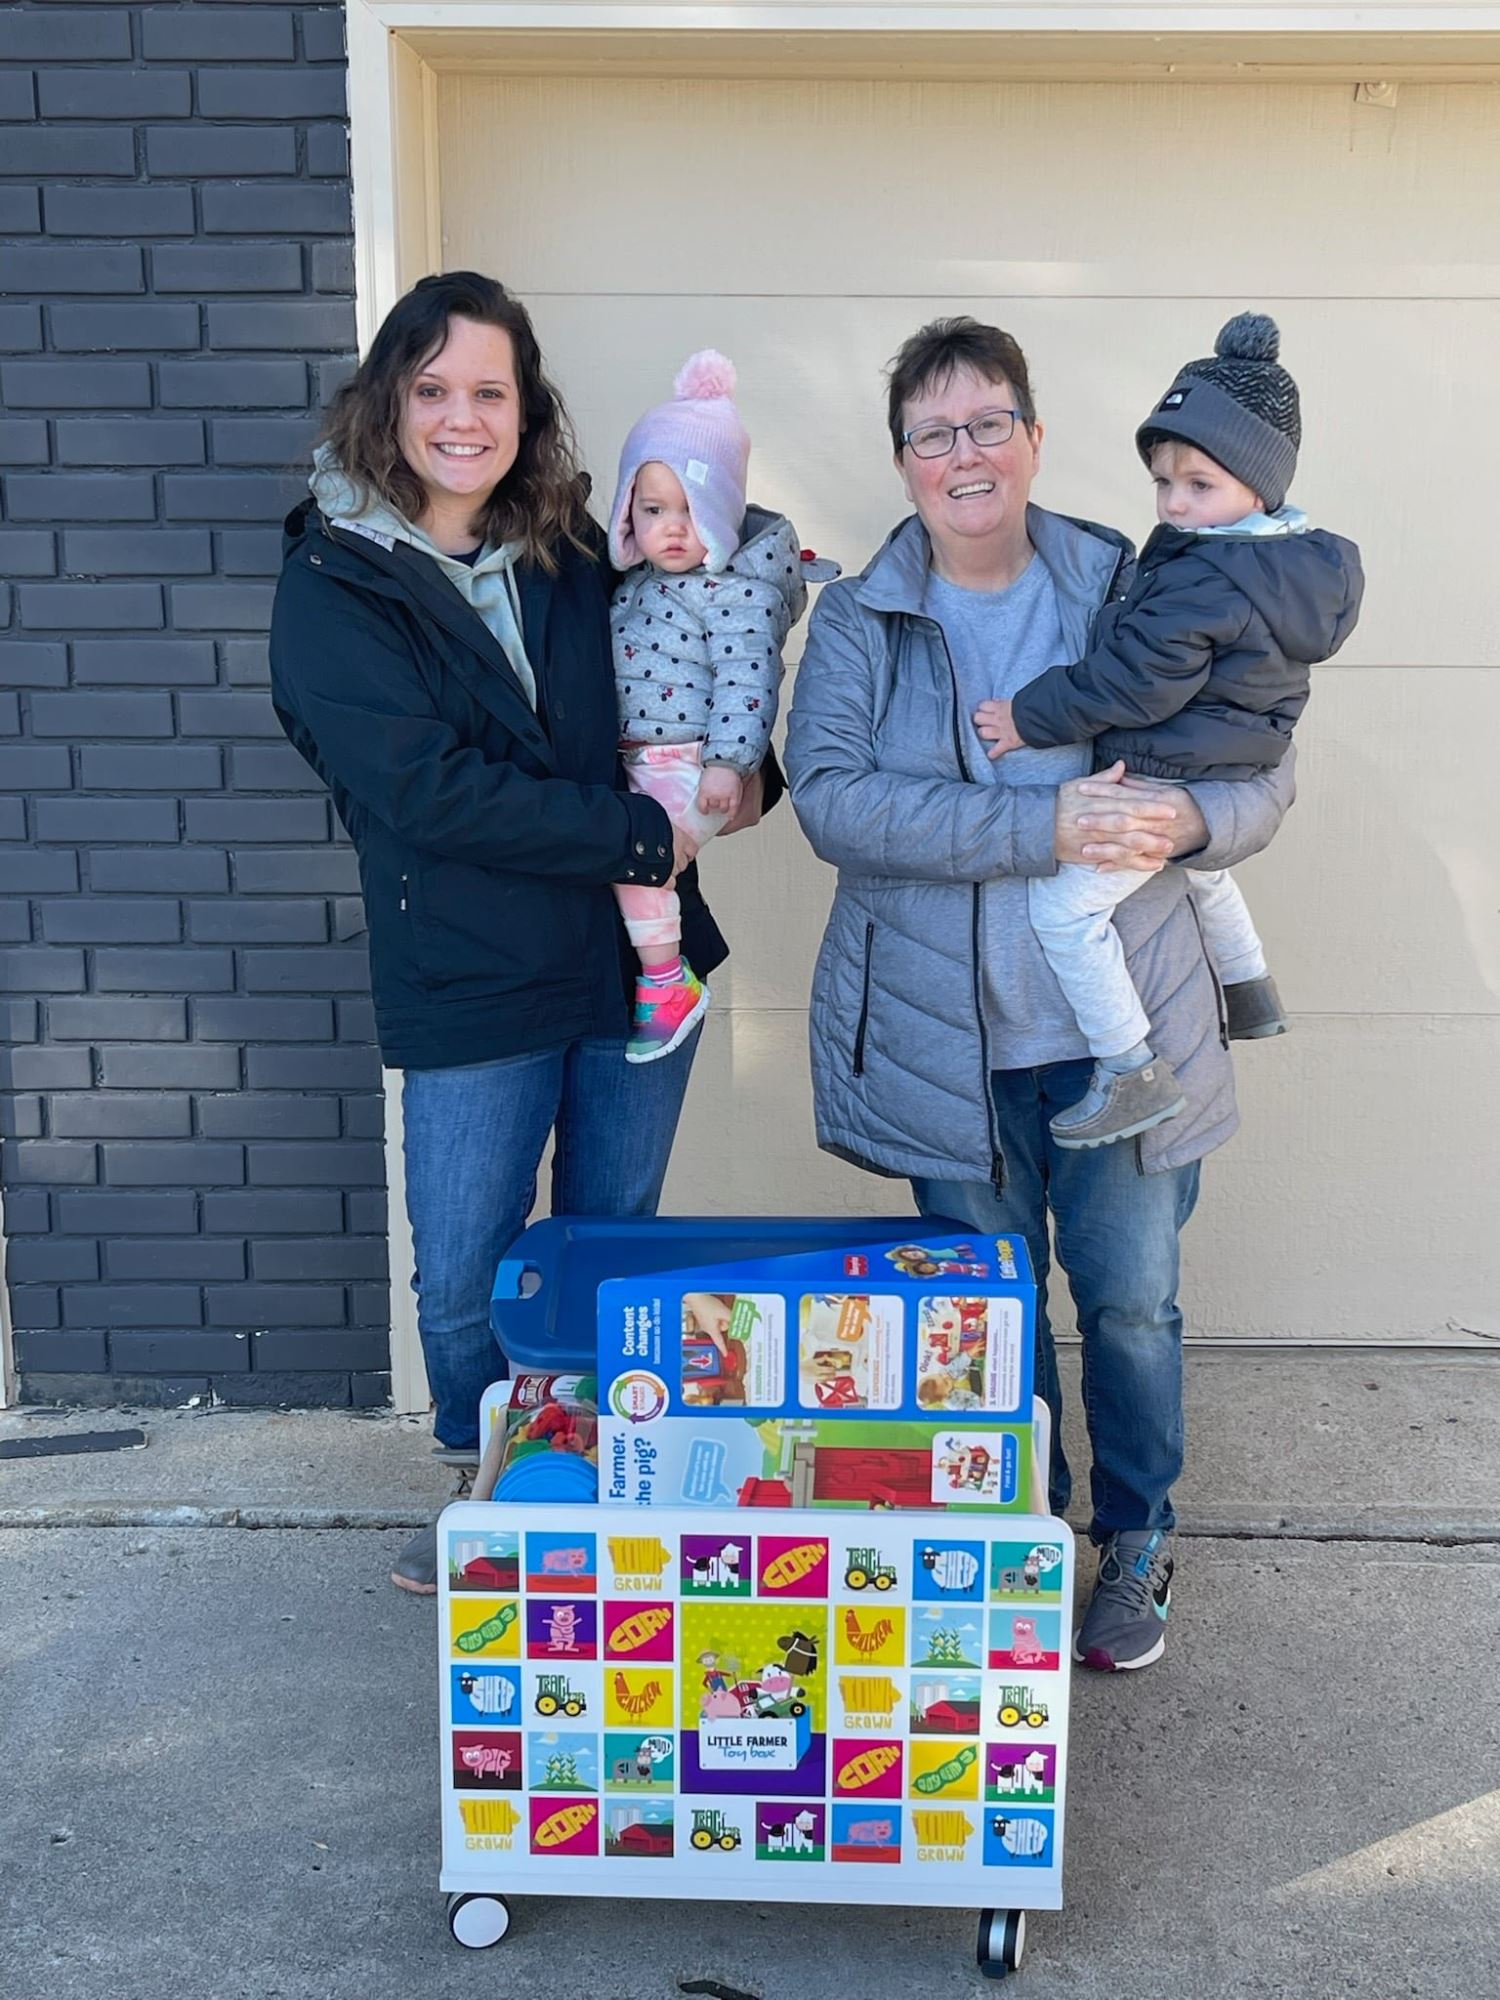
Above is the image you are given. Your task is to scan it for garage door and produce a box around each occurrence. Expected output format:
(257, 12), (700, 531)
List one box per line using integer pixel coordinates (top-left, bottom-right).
(434, 72), (1500, 1339)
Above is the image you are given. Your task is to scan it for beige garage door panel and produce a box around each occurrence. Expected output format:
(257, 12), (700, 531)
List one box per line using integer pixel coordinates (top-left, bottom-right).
(662, 1006), (877, 1217)
(1210, 665), (1500, 1019)
(439, 78), (1500, 301)
(1186, 1013), (1500, 1338)
(519, 293), (1497, 669)
(435, 69), (1500, 1337)
(667, 1010), (1498, 1339)
(703, 664), (1500, 1021)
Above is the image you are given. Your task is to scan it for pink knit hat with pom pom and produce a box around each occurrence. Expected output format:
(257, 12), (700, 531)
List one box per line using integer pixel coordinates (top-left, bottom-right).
(608, 350), (751, 575)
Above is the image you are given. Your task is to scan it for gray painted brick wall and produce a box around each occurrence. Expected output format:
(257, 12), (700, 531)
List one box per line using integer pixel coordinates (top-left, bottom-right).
(1, 1), (392, 1411)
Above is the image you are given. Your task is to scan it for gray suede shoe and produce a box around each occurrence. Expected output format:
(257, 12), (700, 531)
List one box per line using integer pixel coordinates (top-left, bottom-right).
(1049, 1058), (1186, 1151)
(391, 1461), (477, 1595)
(1224, 974), (1288, 1040)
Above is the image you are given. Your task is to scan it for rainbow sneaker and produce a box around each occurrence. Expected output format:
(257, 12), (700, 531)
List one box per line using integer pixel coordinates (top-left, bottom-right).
(625, 965), (709, 1064)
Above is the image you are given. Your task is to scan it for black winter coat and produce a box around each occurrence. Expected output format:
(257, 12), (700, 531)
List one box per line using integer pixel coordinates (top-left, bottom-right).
(1012, 522), (1364, 781)
(270, 501), (773, 1069)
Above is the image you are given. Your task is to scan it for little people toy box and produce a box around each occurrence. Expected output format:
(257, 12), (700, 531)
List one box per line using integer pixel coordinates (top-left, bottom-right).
(592, 1226), (1037, 1516)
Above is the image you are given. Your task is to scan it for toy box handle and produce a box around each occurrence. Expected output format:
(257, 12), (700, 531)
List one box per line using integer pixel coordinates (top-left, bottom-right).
(493, 1258), (544, 1301)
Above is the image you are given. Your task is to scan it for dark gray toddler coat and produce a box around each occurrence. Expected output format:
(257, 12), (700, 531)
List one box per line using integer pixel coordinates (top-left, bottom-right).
(1012, 521), (1364, 781)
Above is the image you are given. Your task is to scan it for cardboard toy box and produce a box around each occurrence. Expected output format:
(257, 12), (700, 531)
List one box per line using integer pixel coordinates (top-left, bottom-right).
(597, 1231), (1036, 1515)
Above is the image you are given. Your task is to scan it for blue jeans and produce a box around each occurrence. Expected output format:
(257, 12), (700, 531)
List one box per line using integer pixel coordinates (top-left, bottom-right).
(912, 1056), (1200, 1542)
(402, 1029), (700, 1451)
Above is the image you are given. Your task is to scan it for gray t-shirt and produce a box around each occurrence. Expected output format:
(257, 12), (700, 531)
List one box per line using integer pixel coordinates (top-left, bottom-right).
(925, 557), (1093, 1070)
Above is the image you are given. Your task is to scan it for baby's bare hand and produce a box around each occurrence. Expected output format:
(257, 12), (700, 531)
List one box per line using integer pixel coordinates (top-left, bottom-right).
(697, 767), (744, 819)
(974, 698), (1023, 759)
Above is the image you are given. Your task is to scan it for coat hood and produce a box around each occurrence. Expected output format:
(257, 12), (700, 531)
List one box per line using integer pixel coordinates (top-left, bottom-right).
(1164, 522), (1364, 664)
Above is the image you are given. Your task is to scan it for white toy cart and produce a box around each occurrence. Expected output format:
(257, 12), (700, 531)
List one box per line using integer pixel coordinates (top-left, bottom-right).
(434, 1217), (1074, 1980)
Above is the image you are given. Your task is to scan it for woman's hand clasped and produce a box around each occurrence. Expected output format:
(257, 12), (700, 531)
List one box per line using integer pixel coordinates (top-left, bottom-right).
(1056, 760), (1185, 873)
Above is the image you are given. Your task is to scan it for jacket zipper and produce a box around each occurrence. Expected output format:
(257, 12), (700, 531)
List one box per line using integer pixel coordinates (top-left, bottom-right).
(399, 873), (409, 913)
(925, 616), (1005, 1194)
(852, 921), (875, 1078)
(1185, 891), (1230, 1051)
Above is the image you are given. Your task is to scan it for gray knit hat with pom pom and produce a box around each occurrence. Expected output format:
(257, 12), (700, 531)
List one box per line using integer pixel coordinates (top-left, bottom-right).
(1136, 313), (1301, 513)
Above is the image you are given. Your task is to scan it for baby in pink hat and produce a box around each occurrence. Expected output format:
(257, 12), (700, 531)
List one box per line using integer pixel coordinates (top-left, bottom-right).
(607, 352), (818, 1063)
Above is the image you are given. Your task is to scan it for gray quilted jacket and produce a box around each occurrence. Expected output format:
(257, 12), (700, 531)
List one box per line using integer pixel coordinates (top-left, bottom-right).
(613, 506), (807, 775)
(784, 507), (1296, 1188)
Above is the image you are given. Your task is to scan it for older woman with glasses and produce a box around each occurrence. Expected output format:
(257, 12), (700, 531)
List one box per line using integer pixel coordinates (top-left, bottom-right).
(785, 317), (1295, 1676)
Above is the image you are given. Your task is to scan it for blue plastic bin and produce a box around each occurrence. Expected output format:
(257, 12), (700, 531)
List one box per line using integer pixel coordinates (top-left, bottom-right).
(490, 1214), (930, 1373)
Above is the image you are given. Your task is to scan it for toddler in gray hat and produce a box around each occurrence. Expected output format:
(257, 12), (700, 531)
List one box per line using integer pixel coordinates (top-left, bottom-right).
(975, 313), (1364, 1151)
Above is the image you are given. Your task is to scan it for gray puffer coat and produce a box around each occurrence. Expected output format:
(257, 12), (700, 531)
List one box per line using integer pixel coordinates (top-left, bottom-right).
(785, 508), (1296, 1188)
(613, 506), (807, 775)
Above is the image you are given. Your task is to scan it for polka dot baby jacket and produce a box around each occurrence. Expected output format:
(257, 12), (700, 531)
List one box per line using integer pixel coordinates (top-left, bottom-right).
(612, 506), (808, 775)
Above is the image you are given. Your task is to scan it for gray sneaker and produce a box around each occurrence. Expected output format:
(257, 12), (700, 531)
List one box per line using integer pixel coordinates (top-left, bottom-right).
(1224, 974), (1287, 1040)
(1049, 1058), (1185, 1151)
(1073, 1530), (1173, 1671)
(390, 1460), (477, 1596)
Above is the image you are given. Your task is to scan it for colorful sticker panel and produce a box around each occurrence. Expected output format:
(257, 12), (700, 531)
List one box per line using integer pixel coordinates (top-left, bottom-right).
(989, 1538), (1066, 1602)
(835, 1601), (906, 1668)
(910, 1601), (985, 1669)
(603, 1800), (675, 1858)
(522, 1662), (603, 1727)
(909, 1672), (982, 1735)
(830, 1737), (904, 1799)
(983, 1806), (1056, 1869)
(449, 1595), (520, 1662)
(447, 1528), (519, 1593)
(987, 1607), (1062, 1671)
(526, 1732), (599, 1793)
(910, 1539), (986, 1602)
(450, 1663), (521, 1727)
(755, 1799), (826, 1862)
(605, 1666), (675, 1731)
(680, 1533), (753, 1597)
(831, 1535), (907, 1598)
(604, 1531), (675, 1596)
(831, 1802), (902, 1863)
(451, 1729), (523, 1792)
(529, 1796), (600, 1857)
(909, 1804), (980, 1863)
(525, 1598), (599, 1661)
(757, 1534), (831, 1599)
(835, 1670), (905, 1733)
(602, 1730), (675, 1792)
(603, 1600), (676, 1661)
(986, 1742), (1057, 1804)
(524, 1531), (597, 1594)
(908, 1738), (981, 1803)
(683, 1797), (752, 1856)
(992, 1682), (1054, 1732)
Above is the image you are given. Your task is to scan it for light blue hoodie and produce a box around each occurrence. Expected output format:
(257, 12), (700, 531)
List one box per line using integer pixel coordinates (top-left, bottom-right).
(309, 443), (537, 709)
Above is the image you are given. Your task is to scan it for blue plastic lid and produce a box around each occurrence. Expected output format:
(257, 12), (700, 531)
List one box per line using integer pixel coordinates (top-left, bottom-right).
(490, 1214), (929, 1371)
(493, 1450), (599, 1503)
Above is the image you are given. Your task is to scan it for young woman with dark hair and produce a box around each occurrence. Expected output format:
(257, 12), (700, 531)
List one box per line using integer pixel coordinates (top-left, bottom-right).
(270, 272), (778, 1591)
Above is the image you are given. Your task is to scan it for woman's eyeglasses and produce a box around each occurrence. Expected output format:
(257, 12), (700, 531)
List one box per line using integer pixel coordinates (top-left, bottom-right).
(900, 410), (1022, 459)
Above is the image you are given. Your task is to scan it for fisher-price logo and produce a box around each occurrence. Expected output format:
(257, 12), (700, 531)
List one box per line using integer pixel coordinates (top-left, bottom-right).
(844, 1255), (868, 1276)
(609, 1371), (668, 1423)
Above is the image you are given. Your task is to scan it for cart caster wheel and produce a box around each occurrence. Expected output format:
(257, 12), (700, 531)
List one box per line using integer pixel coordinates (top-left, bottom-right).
(977, 1907), (1025, 1979)
(447, 1891), (512, 1949)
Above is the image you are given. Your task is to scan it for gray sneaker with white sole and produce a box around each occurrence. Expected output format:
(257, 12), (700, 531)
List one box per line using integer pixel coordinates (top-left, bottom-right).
(1224, 973), (1288, 1040)
(1073, 1529), (1174, 1671)
(1049, 1057), (1186, 1150)
(391, 1458), (478, 1595)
